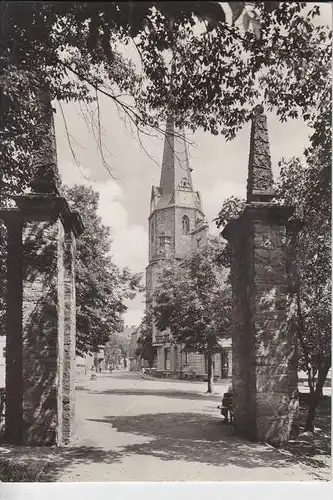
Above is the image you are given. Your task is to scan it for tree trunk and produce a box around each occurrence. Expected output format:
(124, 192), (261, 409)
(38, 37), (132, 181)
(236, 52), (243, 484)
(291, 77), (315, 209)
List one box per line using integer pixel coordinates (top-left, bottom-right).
(93, 352), (99, 371)
(318, 358), (331, 393)
(305, 390), (320, 432)
(207, 353), (214, 394)
(305, 357), (331, 431)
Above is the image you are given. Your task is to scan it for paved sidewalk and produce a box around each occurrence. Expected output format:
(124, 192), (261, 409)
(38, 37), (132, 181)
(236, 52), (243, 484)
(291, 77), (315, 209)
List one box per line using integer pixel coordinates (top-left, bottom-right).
(36, 371), (328, 482)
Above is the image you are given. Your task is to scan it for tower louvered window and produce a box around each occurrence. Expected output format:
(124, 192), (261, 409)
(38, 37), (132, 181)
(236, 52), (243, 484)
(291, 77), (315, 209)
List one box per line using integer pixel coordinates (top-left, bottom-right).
(182, 215), (190, 235)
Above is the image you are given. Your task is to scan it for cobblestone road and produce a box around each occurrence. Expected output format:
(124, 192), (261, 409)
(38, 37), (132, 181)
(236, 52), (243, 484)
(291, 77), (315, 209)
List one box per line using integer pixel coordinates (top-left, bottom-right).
(52, 371), (328, 482)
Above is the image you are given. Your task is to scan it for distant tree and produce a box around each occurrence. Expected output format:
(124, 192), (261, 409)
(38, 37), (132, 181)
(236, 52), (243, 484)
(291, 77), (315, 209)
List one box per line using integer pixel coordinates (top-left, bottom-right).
(64, 184), (142, 356)
(104, 333), (130, 370)
(153, 241), (231, 393)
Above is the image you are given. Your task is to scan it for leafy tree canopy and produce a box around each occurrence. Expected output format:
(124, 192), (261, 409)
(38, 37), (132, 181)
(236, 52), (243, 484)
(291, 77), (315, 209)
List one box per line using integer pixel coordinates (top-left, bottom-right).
(104, 332), (131, 368)
(64, 184), (142, 355)
(154, 243), (231, 352)
(153, 240), (231, 391)
(1, 2), (330, 191)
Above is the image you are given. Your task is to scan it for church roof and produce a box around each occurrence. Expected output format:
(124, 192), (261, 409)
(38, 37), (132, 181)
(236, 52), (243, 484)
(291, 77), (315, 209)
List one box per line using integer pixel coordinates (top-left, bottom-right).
(149, 114), (206, 217)
(159, 114), (193, 194)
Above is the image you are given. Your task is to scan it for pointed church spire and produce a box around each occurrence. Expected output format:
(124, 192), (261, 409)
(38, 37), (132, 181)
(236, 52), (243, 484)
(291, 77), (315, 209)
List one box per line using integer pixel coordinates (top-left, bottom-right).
(246, 104), (275, 203)
(159, 113), (193, 194)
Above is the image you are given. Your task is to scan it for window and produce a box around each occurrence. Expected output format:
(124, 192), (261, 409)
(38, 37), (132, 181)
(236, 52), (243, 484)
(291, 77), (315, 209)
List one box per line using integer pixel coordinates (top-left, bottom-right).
(2, 347), (5, 358)
(184, 351), (189, 365)
(182, 215), (190, 235)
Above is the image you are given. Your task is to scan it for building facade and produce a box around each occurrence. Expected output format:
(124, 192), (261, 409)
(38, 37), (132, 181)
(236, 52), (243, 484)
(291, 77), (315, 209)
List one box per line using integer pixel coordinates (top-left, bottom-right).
(146, 116), (232, 379)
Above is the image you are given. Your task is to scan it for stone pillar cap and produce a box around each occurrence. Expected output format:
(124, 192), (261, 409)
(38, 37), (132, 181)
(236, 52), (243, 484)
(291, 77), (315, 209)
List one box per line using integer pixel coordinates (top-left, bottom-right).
(3, 193), (85, 237)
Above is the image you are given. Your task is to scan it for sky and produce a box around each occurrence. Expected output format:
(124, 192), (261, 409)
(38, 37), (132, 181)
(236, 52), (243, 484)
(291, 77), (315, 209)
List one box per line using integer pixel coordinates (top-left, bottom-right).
(55, 3), (331, 328)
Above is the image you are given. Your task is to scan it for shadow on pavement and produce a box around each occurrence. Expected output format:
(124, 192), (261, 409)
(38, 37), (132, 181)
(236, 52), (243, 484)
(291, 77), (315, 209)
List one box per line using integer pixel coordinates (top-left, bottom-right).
(41, 446), (123, 481)
(41, 412), (298, 480)
(86, 388), (222, 401)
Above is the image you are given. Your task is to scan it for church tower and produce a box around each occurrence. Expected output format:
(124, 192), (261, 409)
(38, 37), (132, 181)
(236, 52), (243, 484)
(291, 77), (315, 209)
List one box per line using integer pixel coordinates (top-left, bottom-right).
(146, 115), (208, 371)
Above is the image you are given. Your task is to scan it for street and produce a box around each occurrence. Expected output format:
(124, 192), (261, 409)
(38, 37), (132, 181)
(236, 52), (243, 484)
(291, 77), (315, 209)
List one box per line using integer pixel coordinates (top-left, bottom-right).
(46, 371), (327, 482)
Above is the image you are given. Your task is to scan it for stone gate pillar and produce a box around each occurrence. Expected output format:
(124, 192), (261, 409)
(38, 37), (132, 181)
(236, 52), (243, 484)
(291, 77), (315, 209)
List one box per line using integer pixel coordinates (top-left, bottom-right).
(1, 195), (83, 446)
(222, 105), (299, 445)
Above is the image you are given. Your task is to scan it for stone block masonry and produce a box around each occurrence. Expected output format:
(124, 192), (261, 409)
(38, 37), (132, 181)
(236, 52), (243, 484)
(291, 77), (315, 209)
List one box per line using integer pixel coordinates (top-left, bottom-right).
(21, 219), (65, 445)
